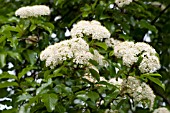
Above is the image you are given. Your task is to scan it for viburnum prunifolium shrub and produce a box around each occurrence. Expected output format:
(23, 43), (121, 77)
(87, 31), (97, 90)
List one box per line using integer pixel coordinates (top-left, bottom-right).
(0, 1), (169, 113)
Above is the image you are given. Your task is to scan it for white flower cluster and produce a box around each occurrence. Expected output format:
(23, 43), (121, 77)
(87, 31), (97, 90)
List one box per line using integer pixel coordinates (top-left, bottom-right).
(70, 20), (111, 41)
(115, 0), (133, 7)
(114, 41), (161, 73)
(121, 76), (155, 110)
(153, 107), (170, 113)
(15, 5), (50, 18)
(40, 38), (93, 68)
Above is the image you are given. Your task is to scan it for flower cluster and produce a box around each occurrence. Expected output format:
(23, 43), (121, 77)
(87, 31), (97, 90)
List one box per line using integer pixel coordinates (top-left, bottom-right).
(40, 38), (93, 68)
(121, 76), (155, 110)
(15, 5), (50, 18)
(115, 0), (133, 7)
(114, 41), (161, 73)
(70, 20), (111, 41)
(153, 107), (170, 113)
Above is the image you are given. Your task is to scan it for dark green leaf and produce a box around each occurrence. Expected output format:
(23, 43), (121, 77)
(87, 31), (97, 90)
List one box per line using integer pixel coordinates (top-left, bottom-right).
(55, 103), (66, 113)
(138, 19), (158, 33)
(89, 68), (100, 81)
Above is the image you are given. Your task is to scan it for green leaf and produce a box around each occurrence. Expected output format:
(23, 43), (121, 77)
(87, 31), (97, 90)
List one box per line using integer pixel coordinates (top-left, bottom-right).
(1, 108), (17, 113)
(0, 82), (18, 88)
(76, 94), (89, 101)
(138, 19), (158, 33)
(29, 24), (37, 32)
(8, 36), (18, 48)
(88, 59), (98, 66)
(141, 73), (162, 78)
(86, 101), (97, 109)
(46, 67), (63, 80)
(119, 34), (132, 41)
(109, 50), (114, 56)
(36, 79), (52, 95)
(147, 76), (165, 90)
(44, 70), (52, 80)
(44, 22), (55, 30)
(0, 72), (17, 80)
(55, 103), (66, 113)
(18, 66), (37, 79)
(42, 93), (58, 112)
(80, 4), (91, 12)
(94, 42), (108, 50)
(17, 94), (32, 102)
(0, 52), (7, 68)
(0, 36), (6, 43)
(38, 24), (52, 34)
(104, 89), (119, 106)
(7, 51), (22, 62)
(89, 68), (100, 81)
(24, 50), (37, 65)
(87, 91), (99, 102)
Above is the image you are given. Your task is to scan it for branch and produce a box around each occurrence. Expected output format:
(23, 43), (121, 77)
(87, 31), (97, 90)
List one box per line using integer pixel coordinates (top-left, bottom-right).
(151, 4), (170, 25)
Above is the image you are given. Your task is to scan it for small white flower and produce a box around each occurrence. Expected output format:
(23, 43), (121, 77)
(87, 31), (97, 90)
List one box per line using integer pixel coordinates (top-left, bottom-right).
(15, 5), (50, 18)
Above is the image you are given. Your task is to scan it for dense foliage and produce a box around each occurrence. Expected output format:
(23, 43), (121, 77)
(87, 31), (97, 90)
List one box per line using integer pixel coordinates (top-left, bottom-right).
(0, 0), (170, 113)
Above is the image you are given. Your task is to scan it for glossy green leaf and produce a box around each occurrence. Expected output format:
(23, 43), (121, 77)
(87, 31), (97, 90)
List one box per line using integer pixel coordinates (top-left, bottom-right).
(18, 66), (37, 79)
(29, 24), (37, 32)
(17, 94), (33, 102)
(94, 42), (108, 50)
(7, 51), (22, 62)
(0, 82), (18, 88)
(24, 50), (37, 65)
(42, 93), (58, 112)
(147, 76), (165, 90)
(87, 91), (99, 102)
(0, 53), (7, 68)
(36, 79), (52, 95)
(104, 89), (119, 106)
(0, 72), (17, 80)
(38, 24), (52, 34)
